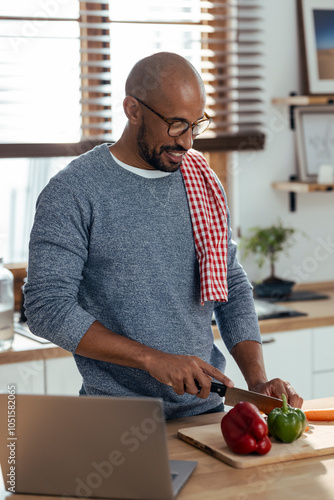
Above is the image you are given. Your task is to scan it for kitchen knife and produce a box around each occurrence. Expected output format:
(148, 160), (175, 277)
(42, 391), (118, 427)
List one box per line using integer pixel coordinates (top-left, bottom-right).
(196, 380), (283, 414)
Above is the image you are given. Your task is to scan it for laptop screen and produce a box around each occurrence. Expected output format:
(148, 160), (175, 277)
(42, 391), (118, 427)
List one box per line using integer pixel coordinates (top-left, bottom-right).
(0, 393), (196, 500)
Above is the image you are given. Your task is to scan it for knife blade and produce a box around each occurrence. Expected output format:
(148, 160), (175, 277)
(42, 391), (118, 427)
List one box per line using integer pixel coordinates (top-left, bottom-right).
(196, 381), (283, 414)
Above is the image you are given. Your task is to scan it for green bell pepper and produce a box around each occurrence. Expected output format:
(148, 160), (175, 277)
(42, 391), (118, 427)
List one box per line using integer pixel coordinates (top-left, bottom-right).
(267, 394), (307, 443)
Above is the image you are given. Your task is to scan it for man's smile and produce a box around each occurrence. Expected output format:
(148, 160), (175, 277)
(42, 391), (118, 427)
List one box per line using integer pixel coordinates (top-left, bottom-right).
(163, 150), (185, 163)
(161, 147), (187, 164)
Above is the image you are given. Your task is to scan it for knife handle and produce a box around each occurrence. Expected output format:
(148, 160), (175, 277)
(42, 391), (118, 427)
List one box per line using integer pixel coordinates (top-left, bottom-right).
(194, 380), (227, 397)
(210, 381), (227, 397)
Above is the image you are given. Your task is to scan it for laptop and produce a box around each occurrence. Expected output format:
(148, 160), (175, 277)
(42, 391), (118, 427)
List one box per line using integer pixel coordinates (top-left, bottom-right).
(0, 393), (197, 500)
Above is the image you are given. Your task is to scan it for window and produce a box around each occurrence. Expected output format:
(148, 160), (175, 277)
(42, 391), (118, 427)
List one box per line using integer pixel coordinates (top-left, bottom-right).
(0, 0), (265, 263)
(0, 0), (265, 155)
(1, 157), (70, 262)
(0, 1), (82, 145)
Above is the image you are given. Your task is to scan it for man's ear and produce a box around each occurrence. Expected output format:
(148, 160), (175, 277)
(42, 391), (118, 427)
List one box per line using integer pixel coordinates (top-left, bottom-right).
(123, 96), (141, 124)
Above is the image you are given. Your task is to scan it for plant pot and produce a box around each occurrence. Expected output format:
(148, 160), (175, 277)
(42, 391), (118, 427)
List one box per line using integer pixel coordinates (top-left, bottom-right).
(253, 277), (295, 300)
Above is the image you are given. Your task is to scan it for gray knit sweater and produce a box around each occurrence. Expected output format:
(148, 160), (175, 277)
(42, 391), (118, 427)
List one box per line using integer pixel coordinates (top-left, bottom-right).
(24, 144), (261, 419)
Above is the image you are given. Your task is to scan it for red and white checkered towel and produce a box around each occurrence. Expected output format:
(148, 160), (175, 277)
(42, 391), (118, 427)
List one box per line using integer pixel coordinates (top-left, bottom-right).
(180, 149), (228, 305)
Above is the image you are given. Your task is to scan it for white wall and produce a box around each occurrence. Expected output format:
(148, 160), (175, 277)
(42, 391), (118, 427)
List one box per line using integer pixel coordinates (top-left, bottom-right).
(233, 0), (334, 285)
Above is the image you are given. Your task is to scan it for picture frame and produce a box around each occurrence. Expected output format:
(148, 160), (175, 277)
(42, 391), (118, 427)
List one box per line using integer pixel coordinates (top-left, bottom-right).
(297, 0), (334, 95)
(294, 105), (334, 182)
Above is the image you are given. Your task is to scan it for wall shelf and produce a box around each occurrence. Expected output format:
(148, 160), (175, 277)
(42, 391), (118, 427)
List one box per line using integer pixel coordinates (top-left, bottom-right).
(272, 95), (334, 106)
(273, 181), (334, 192)
(272, 94), (334, 129)
(271, 95), (334, 211)
(272, 181), (334, 211)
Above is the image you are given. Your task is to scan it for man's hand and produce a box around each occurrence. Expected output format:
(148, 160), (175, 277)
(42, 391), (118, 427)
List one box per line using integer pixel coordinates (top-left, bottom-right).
(76, 321), (233, 398)
(146, 351), (234, 399)
(230, 340), (303, 408)
(250, 379), (303, 409)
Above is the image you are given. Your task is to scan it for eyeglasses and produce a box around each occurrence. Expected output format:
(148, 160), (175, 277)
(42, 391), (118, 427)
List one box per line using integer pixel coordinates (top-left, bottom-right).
(131, 96), (212, 138)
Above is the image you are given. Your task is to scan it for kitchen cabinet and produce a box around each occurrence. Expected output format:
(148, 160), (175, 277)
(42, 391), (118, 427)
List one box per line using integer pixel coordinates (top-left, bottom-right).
(0, 331), (82, 395)
(214, 339), (247, 389)
(313, 372), (334, 399)
(313, 325), (334, 372)
(0, 360), (45, 394)
(215, 328), (313, 400)
(215, 324), (334, 400)
(45, 357), (82, 395)
(261, 329), (312, 400)
(312, 325), (334, 399)
(0, 355), (81, 396)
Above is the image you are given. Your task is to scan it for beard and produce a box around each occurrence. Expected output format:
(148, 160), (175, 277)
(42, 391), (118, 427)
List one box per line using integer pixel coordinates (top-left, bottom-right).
(137, 119), (186, 173)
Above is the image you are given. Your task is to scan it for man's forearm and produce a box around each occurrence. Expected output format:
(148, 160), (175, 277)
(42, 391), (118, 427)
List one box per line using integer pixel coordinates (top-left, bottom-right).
(75, 320), (155, 370)
(230, 340), (268, 391)
(75, 320), (234, 398)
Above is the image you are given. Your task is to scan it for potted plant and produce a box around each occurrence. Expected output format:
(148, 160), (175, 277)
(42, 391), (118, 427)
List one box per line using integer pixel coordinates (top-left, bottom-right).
(239, 219), (301, 299)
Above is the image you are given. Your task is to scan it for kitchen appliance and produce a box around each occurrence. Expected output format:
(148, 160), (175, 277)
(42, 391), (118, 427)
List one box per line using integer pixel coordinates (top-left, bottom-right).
(270, 289), (329, 302)
(212, 300), (308, 323)
(253, 299), (307, 320)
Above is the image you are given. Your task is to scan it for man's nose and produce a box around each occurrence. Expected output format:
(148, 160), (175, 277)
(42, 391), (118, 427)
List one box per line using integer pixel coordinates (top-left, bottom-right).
(175, 127), (194, 151)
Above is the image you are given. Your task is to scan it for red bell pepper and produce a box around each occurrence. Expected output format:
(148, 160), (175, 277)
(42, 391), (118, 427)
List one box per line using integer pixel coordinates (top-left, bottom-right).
(221, 401), (271, 455)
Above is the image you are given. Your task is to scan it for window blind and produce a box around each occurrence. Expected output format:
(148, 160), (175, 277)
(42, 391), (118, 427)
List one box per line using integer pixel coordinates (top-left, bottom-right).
(196, 0), (265, 151)
(0, 0), (112, 157)
(0, 0), (265, 158)
(79, 0), (112, 144)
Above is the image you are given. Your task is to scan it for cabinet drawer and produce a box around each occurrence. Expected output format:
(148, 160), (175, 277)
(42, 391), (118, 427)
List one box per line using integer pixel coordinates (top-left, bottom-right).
(0, 361), (45, 394)
(45, 357), (82, 395)
(215, 329), (312, 400)
(313, 371), (334, 399)
(261, 330), (312, 401)
(214, 339), (247, 389)
(312, 326), (334, 372)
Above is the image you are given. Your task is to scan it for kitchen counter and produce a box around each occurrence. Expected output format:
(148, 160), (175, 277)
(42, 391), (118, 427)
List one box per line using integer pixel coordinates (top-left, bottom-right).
(2, 281), (334, 364)
(213, 281), (334, 339)
(0, 397), (333, 500)
(167, 396), (334, 499)
(0, 333), (71, 365)
(257, 281), (334, 334)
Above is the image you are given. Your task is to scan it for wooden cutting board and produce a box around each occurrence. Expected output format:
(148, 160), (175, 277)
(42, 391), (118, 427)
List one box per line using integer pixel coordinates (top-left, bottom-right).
(178, 421), (334, 468)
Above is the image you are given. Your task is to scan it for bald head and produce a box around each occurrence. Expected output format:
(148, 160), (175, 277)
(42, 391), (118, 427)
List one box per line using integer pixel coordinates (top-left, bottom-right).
(125, 52), (205, 107)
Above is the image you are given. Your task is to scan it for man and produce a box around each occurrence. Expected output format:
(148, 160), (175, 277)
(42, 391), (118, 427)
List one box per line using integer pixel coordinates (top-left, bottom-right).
(24, 52), (302, 419)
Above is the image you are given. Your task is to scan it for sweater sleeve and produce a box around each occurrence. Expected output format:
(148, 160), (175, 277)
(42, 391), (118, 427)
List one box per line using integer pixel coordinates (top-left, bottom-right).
(24, 173), (96, 353)
(213, 194), (261, 352)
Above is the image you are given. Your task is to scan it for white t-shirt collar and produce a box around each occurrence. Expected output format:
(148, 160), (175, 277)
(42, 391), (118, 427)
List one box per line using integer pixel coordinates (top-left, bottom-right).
(110, 151), (171, 179)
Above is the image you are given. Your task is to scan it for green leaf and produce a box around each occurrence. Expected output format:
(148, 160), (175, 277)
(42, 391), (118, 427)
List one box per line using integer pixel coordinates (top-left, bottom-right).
(239, 218), (304, 278)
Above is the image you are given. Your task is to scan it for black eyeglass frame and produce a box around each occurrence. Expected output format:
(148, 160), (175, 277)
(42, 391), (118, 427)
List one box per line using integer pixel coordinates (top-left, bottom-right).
(130, 96), (212, 137)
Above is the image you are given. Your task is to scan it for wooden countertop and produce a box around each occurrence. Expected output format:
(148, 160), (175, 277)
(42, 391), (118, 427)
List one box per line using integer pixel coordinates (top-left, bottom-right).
(0, 397), (333, 500)
(212, 281), (334, 339)
(0, 333), (71, 365)
(258, 281), (334, 334)
(166, 396), (334, 500)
